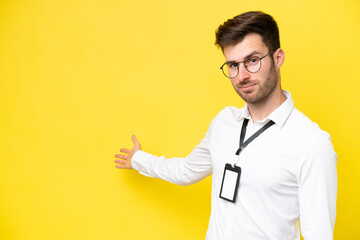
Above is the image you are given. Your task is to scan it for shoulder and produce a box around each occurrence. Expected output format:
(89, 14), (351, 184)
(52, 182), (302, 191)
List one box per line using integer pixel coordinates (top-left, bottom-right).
(215, 106), (244, 121)
(288, 108), (337, 163)
(287, 107), (331, 141)
(279, 107), (336, 160)
(205, 106), (244, 136)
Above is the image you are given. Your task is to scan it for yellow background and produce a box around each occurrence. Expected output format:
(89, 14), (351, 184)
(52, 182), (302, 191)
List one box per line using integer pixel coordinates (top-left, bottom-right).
(1, 0), (359, 239)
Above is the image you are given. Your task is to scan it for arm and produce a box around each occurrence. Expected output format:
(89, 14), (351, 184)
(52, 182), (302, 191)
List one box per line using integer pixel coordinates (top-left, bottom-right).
(115, 117), (217, 186)
(298, 132), (338, 240)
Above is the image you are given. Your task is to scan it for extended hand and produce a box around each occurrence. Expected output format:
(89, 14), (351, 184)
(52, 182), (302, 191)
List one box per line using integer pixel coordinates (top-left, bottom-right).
(115, 135), (141, 169)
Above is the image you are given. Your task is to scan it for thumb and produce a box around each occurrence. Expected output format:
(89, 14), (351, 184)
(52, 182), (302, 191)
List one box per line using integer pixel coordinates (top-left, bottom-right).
(132, 135), (141, 150)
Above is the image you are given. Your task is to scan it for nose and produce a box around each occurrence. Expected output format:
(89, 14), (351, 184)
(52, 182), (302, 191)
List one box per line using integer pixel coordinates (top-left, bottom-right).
(236, 63), (250, 82)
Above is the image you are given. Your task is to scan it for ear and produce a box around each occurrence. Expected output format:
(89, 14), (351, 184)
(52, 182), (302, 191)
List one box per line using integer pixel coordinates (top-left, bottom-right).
(273, 48), (285, 71)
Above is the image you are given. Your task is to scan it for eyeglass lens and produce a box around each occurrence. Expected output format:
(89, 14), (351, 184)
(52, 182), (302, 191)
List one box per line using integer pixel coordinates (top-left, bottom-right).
(222, 56), (262, 78)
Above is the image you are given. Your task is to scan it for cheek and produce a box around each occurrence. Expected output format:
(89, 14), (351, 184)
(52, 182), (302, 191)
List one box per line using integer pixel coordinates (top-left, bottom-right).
(261, 62), (272, 73)
(256, 63), (274, 80)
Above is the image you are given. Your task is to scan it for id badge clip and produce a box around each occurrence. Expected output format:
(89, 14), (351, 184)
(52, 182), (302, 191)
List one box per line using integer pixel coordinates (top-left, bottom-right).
(219, 163), (241, 203)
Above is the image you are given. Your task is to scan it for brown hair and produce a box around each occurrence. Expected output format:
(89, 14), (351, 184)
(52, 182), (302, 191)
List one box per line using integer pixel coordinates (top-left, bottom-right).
(215, 11), (280, 53)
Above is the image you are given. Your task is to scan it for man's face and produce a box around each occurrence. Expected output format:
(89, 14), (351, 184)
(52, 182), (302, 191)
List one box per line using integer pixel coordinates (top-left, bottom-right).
(223, 34), (279, 104)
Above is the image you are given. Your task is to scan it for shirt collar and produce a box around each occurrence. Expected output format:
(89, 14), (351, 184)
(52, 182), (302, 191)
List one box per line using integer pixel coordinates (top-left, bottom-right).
(238, 90), (294, 128)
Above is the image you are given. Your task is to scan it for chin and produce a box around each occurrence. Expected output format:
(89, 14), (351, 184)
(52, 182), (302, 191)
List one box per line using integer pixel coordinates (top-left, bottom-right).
(238, 91), (257, 103)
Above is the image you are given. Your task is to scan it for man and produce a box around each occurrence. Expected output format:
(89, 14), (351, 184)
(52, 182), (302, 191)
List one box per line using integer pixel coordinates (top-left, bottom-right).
(115, 11), (337, 240)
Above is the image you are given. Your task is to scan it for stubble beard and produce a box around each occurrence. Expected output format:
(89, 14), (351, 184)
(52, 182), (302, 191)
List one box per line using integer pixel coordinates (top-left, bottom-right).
(235, 63), (278, 104)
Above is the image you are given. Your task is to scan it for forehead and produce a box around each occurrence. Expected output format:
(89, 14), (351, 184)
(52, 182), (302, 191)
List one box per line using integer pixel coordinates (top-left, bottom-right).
(223, 34), (268, 61)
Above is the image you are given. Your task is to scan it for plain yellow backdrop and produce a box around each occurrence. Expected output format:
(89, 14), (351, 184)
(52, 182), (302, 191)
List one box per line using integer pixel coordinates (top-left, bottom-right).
(1, 0), (359, 239)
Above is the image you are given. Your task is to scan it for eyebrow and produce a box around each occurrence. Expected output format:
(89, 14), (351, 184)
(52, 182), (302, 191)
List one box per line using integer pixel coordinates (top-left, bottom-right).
(225, 51), (262, 64)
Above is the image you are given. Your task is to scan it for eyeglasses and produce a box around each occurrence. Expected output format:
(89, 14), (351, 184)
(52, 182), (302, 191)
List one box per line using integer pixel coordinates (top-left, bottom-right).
(220, 53), (271, 79)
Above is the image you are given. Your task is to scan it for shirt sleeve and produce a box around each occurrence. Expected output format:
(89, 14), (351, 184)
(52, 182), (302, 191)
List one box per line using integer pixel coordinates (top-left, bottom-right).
(297, 132), (338, 240)
(131, 115), (218, 186)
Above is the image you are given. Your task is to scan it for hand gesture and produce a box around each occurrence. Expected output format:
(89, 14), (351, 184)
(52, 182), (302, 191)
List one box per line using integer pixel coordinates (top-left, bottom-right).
(115, 135), (141, 169)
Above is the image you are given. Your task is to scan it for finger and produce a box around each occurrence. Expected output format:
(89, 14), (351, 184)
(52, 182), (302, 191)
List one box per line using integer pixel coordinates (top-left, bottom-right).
(114, 159), (126, 164)
(115, 154), (128, 160)
(115, 164), (130, 169)
(120, 148), (131, 154)
(132, 135), (141, 148)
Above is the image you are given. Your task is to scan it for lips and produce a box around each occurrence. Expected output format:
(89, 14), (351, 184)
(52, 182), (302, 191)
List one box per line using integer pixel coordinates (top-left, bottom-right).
(239, 83), (257, 92)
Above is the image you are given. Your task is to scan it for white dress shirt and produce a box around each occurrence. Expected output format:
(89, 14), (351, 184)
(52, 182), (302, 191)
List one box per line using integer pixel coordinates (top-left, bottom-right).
(132, 91), (337, 240)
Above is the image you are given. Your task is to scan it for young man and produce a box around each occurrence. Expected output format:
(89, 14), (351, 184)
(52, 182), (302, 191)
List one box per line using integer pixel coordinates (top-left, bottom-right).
(115, 11), (337, 240)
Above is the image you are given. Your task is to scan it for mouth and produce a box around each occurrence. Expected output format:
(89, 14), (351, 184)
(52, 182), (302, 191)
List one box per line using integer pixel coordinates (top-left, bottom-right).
(239, 83), (257, 92)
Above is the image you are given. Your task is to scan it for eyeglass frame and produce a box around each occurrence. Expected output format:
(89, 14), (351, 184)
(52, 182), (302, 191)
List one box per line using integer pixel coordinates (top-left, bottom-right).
(220, 52), (271, 79)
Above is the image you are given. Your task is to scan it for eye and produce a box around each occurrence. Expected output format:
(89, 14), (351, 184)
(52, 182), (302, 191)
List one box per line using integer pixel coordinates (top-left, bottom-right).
(246, 57), (260, 66)
(227, 62), (239, 69)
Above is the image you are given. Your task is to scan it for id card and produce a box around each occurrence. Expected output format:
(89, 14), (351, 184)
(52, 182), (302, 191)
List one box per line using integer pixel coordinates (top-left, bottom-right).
(219, 163), (241, 203)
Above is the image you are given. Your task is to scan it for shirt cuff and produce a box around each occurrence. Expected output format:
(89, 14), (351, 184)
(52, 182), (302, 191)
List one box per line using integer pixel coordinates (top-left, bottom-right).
(131, 150), (153, 177)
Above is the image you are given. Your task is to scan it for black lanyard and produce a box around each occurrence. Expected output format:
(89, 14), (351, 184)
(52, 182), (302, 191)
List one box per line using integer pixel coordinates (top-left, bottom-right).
(235, 118), (275, 155)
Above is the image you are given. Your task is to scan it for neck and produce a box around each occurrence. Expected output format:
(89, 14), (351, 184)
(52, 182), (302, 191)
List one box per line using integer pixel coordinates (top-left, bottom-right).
(247, 89), (286, 122)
